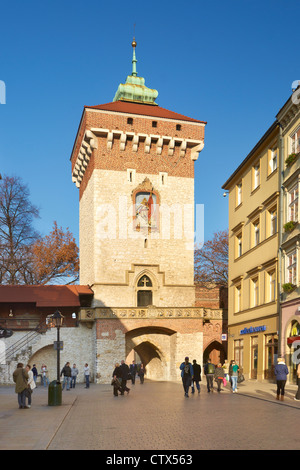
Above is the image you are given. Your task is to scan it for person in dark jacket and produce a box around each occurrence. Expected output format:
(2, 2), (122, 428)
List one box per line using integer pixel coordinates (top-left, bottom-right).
(119, 360), (130, 395)
(214, 363), (225, 392)
(129, 360), (138, 385)
(61, 362), (72, 391)
(274, 357), (289, 401)
(112, 363), (122, 397)
(204, 359), (215, 392)
(191, 359), (201, 394)
(180, 357), (194, 397)
(13, 363), (29, 409)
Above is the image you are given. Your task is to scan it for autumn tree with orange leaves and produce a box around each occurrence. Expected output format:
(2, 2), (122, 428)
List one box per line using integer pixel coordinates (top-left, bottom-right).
(194, 229), (228, 287)
(0, 175), (79, 285)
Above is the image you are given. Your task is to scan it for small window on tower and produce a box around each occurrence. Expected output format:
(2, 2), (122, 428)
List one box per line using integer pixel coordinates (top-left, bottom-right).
(152, 121), (157, 128)
(127, 118), (133, 125)
(176, 124), (181, 131)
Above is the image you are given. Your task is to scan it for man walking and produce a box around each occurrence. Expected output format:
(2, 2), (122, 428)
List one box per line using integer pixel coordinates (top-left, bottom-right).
(129, 360), (137, 385)
(61, 362), (71, 390)
(119, 360), (130, 395)
(191, 359), (201, 394)
(70, 363), (79, 389)
(13, 363), (29, 409)
(180, 357), (194, 397)
(204, 358), (215, 392)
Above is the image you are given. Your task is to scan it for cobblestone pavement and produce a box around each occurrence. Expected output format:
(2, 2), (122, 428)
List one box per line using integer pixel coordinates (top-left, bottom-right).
(1, 379), (300, 451)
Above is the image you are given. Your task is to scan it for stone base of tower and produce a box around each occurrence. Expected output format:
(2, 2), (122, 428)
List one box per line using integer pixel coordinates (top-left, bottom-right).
(79, 306), (220, 384)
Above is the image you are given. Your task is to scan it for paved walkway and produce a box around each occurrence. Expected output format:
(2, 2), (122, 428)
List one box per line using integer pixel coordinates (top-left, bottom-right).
(1, 379), (299, 451)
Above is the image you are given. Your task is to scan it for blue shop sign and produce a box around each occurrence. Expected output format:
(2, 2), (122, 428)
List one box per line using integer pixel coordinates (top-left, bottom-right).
(240, 325), (266, 335)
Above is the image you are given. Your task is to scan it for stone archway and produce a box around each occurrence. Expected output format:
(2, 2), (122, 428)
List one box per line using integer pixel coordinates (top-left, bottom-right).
(29, 345), (57, 383)
(203, 340), (225, 365)
(125, 326), (177, 381)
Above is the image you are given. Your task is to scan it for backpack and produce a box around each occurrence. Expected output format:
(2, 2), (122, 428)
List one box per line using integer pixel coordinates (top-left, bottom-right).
(207, 363), (215, 374)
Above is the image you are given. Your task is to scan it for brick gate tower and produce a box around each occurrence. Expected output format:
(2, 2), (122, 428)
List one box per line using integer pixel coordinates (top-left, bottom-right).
(70, 40), (208, 383)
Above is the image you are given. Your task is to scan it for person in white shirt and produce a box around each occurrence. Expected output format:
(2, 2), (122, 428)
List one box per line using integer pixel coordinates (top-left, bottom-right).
(25, 364), (36, 408)
(84, 363), (90, 388)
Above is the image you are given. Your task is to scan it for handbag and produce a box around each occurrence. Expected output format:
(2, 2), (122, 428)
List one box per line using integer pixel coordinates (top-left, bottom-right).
(223, 378), (227, 386)
(237, 374), (245, 383)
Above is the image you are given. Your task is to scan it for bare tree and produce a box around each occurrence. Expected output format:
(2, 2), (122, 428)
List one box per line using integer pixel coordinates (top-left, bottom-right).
(194, 229), (228, 287)
(0, 175), (40, 284)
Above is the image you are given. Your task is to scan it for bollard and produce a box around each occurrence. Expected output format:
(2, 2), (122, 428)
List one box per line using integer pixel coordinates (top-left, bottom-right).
(48, 380), (62, 406)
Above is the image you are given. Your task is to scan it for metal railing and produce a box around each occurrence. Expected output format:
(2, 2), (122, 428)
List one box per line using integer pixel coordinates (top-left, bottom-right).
(0, 320), (49, 364)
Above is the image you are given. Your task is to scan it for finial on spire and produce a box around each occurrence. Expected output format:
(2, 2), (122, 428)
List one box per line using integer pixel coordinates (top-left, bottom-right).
(131, 31), (137, 77)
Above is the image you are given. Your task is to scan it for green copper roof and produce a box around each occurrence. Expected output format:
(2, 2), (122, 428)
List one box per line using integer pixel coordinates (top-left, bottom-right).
(113, 39), (158, 105)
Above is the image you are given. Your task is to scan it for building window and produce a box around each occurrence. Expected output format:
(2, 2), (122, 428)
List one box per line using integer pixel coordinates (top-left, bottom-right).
(176, 124), (181, 131)
(251, 277), (259, 307)
(291, 127), (300, 154)
(267, 270), (276, 302)
(253, 163), (260, 190)
(252, 219), (260, 247)
(233, 339), (244, 366)
(152, 121), (157, 128)
(236, 182), (242, 206)
(237, 234), (242, 258)
(137, 275), (153, 306)
(264, 334), (278, 380)
(286, 250), (297, 285)
(127, 117), (133, 125)
(269, 207), (277, 236)
(235, 284), (242, 312)
(288, 185), (299, 222)
(269, 148), (277, 173)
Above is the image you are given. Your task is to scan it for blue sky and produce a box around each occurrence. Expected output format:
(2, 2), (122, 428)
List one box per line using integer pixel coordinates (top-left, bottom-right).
(0, 0), (299, 247)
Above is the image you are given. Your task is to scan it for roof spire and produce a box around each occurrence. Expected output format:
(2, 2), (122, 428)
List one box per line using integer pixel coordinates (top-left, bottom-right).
(131, 37), (137, 77)
(113, 37), (158, 105)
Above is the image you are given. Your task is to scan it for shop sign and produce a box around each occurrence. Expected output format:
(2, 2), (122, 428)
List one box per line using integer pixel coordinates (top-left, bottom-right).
(240, 325), (266, 335)
(287, 336), (300, 345)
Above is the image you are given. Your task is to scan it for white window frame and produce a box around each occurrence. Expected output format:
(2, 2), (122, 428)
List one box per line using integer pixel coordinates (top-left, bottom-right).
(290, 126), (300, 154)
(251, 277), (259, 307)
(235, 284), (242, 312)
(286, 250), (297, 285)
(288, 184), (299, 222)
(268, 270), (276, 302)
(270, 208), (277, 236)
(253, 163), (260, 190)
(236, 182), (242, 206)
(271, 148), (277, 172)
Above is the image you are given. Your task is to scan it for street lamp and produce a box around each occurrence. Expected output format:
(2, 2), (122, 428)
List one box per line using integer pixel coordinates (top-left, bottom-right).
(51, 310), (64, 382)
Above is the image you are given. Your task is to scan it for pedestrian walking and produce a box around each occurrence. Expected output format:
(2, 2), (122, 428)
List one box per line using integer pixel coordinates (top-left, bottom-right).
(294, 363), (300, 401)
(274, 357), (289, 401)
(222, 359), (229, 382)
(138, 363), (145, 384)
(214, 363), (225, 392)
(180, 356), (194, 397)
(70, 363), (79, 389)
(112, 363), (122, 397)
(204, 358), (215, 392)
(129, 360), (137, 385)
(25, 364), (36, 408)
(191, 359), (201, 394)
(41, 364), (49, 387)
(119, 360), (130, 395)
(230, 361), (239, 393)
(84, 363), (90, 388)
(61, 362), (72, 390)
(32, 364), (38, 386)
(13, 363), (29, 409)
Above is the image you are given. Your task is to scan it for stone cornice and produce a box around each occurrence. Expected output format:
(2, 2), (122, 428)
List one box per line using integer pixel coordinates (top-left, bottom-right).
(79, 306), (224, 321)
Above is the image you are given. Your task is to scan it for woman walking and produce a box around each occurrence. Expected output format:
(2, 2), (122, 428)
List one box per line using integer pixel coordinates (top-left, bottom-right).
(274, 357), (289, 401)
(231, 361), (239, 393)
(214, 363), (225, 392)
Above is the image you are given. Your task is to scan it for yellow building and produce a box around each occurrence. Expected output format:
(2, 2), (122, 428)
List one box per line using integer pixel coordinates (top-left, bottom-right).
(277, 85), (300, 383)
(223, 122), (280, 381)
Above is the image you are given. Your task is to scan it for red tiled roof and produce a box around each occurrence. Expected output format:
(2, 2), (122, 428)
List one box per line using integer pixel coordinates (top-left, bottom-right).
(85, 100), (206, 124)
(0, 285), (93, 307)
